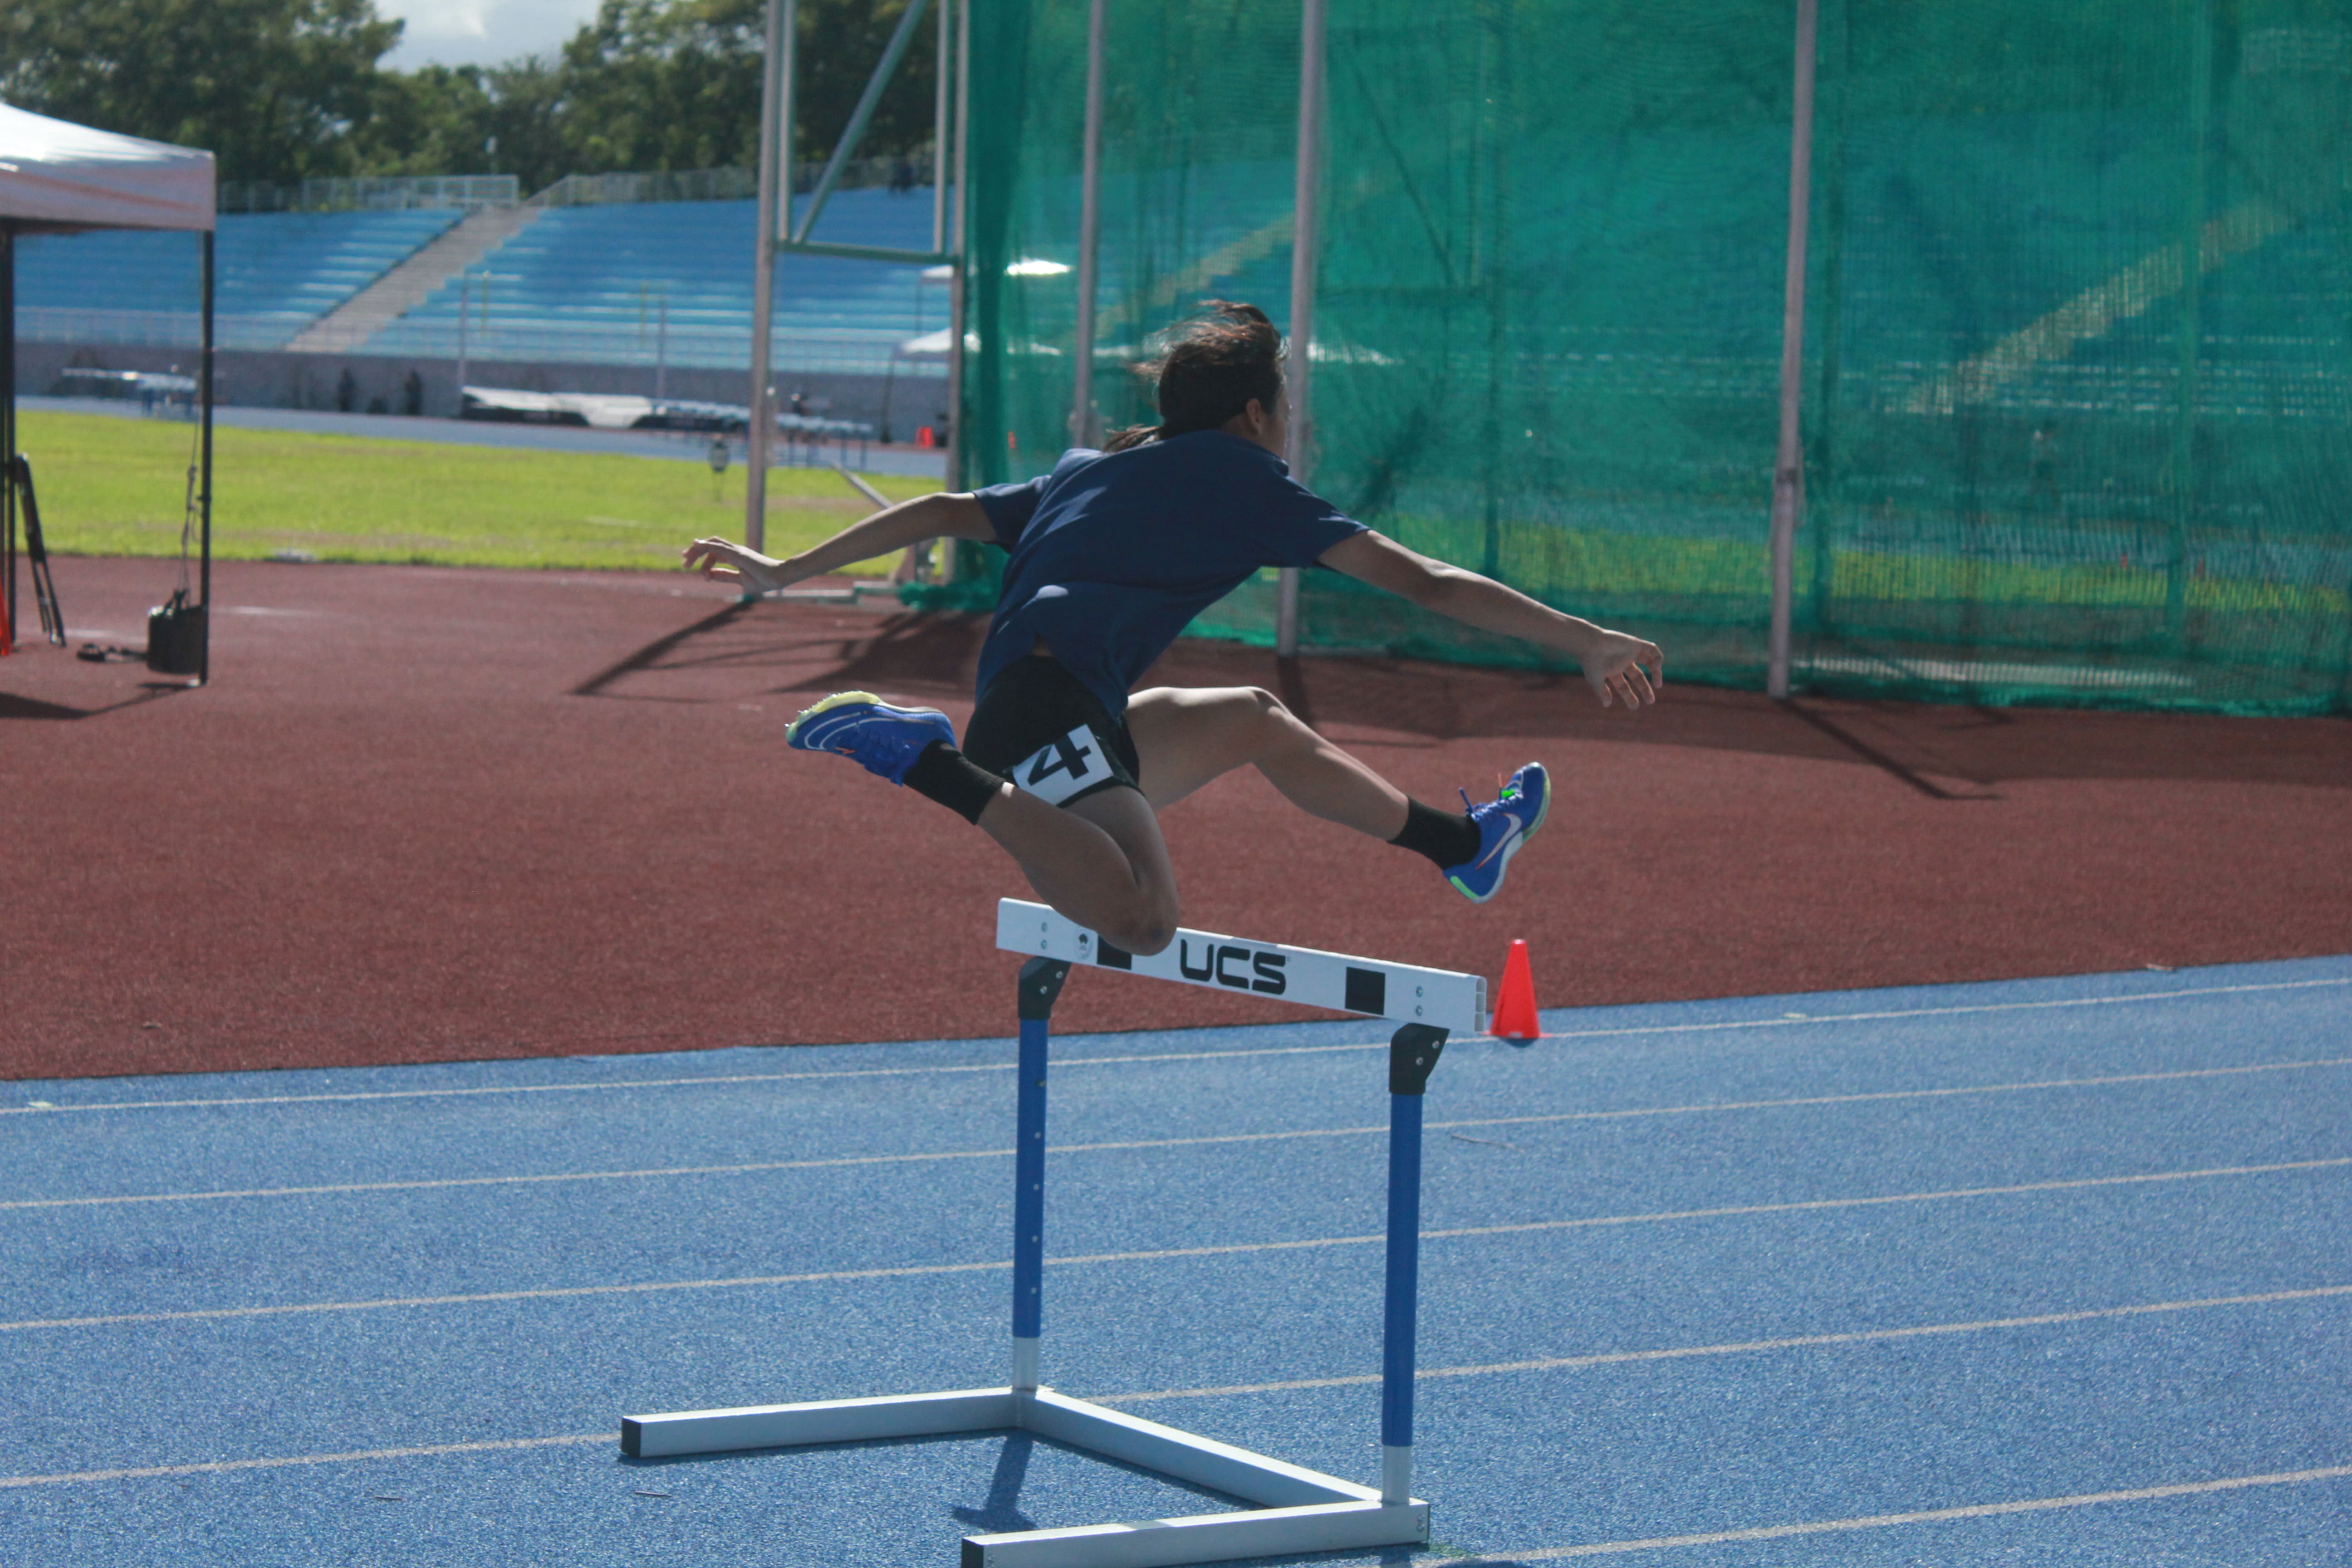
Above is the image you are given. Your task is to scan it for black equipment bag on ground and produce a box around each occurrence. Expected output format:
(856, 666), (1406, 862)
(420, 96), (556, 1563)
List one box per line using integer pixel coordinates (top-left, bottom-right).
(147, 589), (206, 675)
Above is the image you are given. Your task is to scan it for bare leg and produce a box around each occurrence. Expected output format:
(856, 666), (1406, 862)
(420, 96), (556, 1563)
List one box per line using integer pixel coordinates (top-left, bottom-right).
(1126, 685), (1409, 837)
(974, 782), (1181, 955)
(962, 685), (1405, 957)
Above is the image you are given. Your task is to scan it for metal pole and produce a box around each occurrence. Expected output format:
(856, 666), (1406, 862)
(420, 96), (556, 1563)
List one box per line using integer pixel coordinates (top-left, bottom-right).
(656, 292), (668, 402)
(1071, 0), (1107, 447)
(944, 0), (971, 498)
(1380, 1024), (1446, 1506)
(794, 0), (935, 245)
(1766, 0), (1818, 700)
(748, 0), (796, 555)
(1279, 0), (1328, 659)
(456, 273), (469, 407)
(2168, 0), (2214, 650)
(932, 0), (951, 254)
(199, 228), (215, 686)
(1011, 959), (1068, 1393)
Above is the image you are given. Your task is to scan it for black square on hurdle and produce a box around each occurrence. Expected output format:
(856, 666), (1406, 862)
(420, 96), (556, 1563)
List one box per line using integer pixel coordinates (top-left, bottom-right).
(1344, 966), (1386, 1016)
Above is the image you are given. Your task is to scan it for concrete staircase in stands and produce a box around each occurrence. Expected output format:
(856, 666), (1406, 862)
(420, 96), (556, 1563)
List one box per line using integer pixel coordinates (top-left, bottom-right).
(284, 206), (544, 354)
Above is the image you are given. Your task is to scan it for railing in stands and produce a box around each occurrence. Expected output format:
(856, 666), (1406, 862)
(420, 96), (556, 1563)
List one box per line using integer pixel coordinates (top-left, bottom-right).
(218, 176), (522, 214)
(528, 153), (935, 207)
(16, 308), (306, 352)
(17, 306), (948, 377)
(217, 157), (937, 216)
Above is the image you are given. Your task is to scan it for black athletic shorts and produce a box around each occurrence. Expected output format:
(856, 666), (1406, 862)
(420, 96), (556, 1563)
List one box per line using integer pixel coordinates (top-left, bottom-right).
(962, 653), (1142, 808)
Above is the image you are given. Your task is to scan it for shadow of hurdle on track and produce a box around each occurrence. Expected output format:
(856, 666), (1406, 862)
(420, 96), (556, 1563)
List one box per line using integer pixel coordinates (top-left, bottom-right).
(0, 682), (192, 721)
(571, 603), (985, 706)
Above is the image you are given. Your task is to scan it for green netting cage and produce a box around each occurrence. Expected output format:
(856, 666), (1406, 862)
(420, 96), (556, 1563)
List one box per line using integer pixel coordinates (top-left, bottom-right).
(955, 0), (2352, 715)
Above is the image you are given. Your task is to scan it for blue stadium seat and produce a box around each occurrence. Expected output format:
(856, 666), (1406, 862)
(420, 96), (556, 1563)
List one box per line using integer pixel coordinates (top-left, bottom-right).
(368, 189), (950, 377)
(16, 210), (461, 348)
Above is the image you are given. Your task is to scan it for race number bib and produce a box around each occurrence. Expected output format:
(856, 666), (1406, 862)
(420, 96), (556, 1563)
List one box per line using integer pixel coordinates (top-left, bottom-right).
(1012, 724), (1115, 805)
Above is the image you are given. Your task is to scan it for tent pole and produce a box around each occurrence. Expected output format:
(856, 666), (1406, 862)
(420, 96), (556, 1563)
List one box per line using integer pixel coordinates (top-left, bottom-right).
(199, 227), (215, 686)
(1766, 0), (1818, 700)
(1279, 0), (1328, 660)
(3, 225), (15, 647)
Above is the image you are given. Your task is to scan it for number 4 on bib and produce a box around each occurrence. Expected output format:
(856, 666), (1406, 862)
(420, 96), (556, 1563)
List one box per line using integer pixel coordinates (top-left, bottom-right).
(1015, 725), (1113, 805)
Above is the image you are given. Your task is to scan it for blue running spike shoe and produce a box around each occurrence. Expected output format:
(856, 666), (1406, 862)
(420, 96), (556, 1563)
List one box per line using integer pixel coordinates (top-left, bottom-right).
(785, 690), (956, 785)
(1443, 762), (1550, 903)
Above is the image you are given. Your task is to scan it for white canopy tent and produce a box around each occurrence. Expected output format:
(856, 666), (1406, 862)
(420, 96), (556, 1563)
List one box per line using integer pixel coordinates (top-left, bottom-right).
(0, 103), (216, 677)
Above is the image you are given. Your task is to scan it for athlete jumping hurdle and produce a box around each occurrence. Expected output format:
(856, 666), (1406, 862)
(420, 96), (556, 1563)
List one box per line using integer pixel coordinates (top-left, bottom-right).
(683, 302), (1663, 956)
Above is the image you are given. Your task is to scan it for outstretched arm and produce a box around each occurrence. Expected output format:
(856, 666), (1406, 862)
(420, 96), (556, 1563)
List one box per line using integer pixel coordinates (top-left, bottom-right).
(1318, 530), (1664, 709)
(681, 491), (996, 593)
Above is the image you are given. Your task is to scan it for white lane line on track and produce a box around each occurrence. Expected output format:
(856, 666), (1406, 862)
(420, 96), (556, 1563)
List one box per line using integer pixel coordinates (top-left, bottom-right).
(8, 1056), (2346, 1213)
(1434, 1464), (2352, 1560)
(0, 1042), (1375, 1116)
(10, 975), (2344, 1118)
(1088, 1283), (2352, 1403)
(0, 1434), (613, 1489)
(6, 1304), (2345, 1496)
(7, 1156), (2342, 1332)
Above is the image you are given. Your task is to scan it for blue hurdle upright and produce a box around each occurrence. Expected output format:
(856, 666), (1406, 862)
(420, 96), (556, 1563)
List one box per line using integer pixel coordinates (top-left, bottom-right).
(620, 897), (1487, 1568)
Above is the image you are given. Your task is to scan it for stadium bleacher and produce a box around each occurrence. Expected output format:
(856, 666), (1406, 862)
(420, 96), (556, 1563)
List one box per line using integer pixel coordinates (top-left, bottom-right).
(15, 187), (950, 380)
(367, 189), (946, 377)
(15, 210), (461, 351)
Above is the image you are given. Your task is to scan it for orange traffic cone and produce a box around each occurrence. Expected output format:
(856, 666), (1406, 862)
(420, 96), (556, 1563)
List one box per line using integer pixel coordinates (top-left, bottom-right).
(1491, 939), (1541, 1041)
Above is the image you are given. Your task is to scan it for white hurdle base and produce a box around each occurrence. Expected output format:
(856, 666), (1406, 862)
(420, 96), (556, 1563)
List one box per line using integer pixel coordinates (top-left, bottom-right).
(622, 1385), (1429, 1568)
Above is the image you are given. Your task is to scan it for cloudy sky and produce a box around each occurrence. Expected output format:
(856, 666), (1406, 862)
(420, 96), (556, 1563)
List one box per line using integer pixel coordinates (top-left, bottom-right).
(377, 0), (606, 70)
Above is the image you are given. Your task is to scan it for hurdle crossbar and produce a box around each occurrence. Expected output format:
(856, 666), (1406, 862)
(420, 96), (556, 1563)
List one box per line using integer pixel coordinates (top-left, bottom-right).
(997, 898), (1485, 1036)
(621, 899), (1475, 1566)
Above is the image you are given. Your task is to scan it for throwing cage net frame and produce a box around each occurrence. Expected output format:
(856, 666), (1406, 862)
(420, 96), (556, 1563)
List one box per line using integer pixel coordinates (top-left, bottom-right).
(946, 0), (2351, 716)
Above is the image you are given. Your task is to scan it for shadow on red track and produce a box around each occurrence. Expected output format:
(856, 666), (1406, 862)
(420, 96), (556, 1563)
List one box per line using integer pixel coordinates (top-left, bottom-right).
(567, 599), (2352, 792)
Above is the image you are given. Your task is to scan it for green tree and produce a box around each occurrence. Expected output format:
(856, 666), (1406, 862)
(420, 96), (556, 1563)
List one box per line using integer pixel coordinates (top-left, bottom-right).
(1, 0), (943, 193)
(0, 0), (402, 183)
(356, 61), (573, 190)
(551, 0), (938, 178)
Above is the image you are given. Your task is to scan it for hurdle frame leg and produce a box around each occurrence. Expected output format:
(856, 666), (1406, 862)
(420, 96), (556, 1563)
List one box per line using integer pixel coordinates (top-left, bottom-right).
(1010, 957), (1062, 1392)
(622, 931), (1461, 1567)
(1381, 1023), (1446, 1506)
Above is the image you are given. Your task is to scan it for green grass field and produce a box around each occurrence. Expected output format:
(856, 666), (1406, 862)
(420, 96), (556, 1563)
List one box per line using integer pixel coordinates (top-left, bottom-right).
(13, 411), (941, 577)
(24, 409), (2341, 635)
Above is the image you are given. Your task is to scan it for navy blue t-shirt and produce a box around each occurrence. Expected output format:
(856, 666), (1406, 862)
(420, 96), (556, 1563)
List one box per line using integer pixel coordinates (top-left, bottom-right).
(971, 431), (1366, 716)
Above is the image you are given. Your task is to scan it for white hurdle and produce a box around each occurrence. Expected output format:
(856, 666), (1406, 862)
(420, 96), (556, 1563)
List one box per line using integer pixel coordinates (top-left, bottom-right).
(621, 897), (1485, 1568)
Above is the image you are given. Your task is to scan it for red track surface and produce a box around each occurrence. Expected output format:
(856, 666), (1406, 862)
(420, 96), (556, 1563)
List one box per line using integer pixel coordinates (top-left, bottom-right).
(6, 557), (2348, 1080)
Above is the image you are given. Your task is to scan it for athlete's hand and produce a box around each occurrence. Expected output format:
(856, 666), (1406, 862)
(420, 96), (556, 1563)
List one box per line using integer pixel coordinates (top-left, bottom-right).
(1579, 628), (1664, 710)
(682, 535), (790, 594)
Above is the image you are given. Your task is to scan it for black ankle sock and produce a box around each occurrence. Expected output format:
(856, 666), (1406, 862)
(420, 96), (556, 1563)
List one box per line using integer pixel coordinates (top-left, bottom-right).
(1389, 797), (1481, 869)
(902, 741), (1007, 824)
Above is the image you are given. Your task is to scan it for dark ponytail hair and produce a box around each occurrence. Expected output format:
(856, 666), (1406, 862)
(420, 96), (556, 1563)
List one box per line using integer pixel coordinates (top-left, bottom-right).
(1103, 300), (1284, 452)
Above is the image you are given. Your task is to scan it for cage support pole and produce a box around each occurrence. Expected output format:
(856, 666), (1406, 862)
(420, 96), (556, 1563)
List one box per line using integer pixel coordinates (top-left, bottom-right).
(747, 0), (796, 556)
(933, 0), (951, 254)
(1767, 0), (1817, 701)
(2168, 0), (2215, 650)
(945, 0), (971, 502)
(1278, 0), (1328, 659)
(794, 0), (934, 244)
(1070, 0), (1107, 447)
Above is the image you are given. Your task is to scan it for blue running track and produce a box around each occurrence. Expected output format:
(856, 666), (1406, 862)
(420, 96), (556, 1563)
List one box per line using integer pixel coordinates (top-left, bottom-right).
(4, 957), (2347, 1565)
